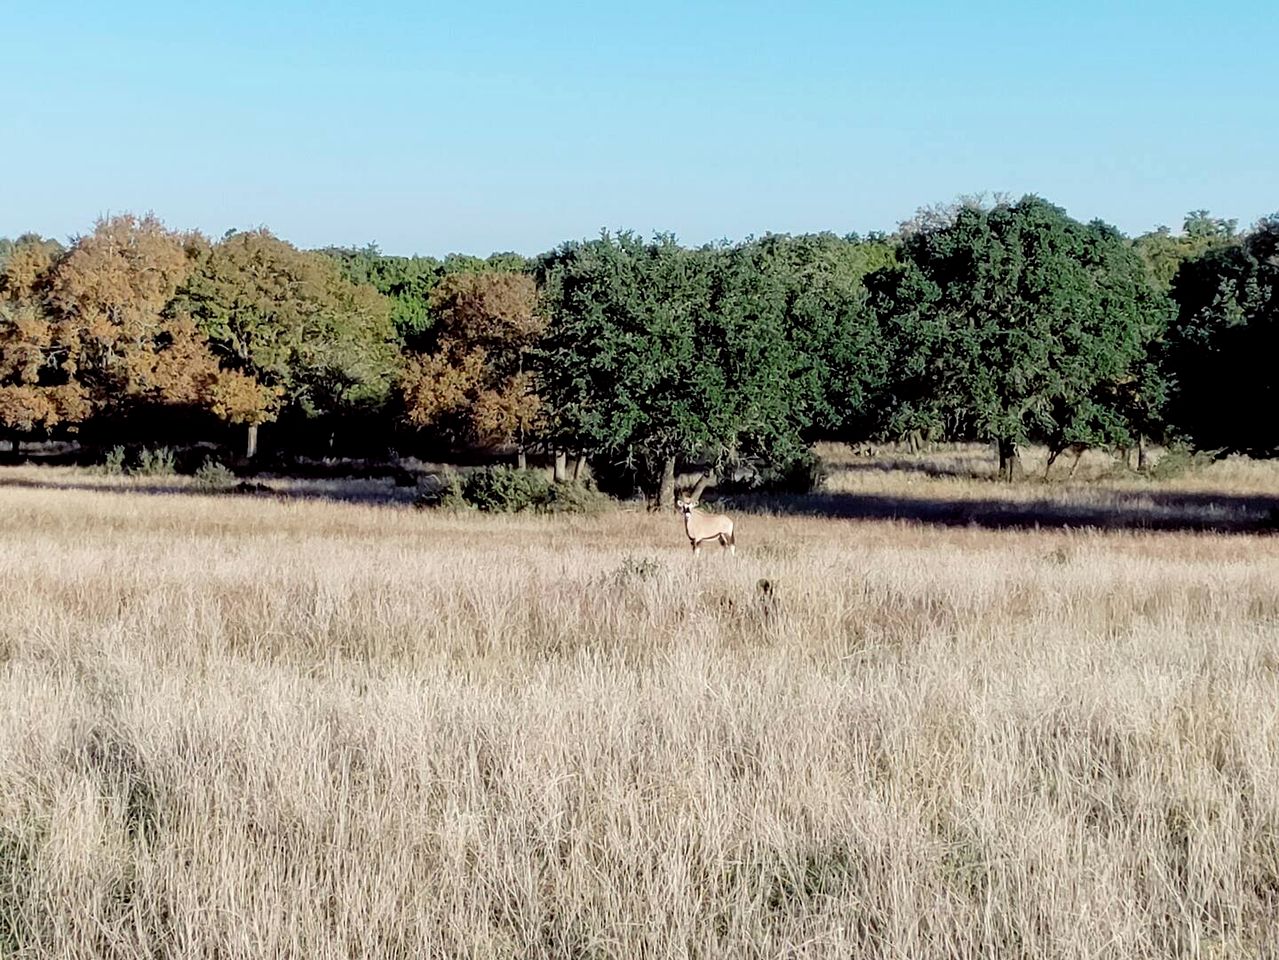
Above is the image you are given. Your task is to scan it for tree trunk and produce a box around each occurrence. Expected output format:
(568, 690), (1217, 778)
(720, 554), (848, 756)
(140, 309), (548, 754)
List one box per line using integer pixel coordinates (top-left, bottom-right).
(997, 438), (1021, 482)
(245, 423), (259, 460)
(553, 450), (567, 483)
(908, 429), (923, 454)
(572, 455), (587, 482)
(516, 448), (527, 470)
(655, 455), (676, 512)
(1136, 434), (1148, 472)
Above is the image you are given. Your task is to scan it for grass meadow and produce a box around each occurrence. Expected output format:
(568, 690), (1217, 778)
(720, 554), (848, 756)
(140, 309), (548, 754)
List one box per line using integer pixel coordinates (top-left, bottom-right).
(2, 445), (1279, 958)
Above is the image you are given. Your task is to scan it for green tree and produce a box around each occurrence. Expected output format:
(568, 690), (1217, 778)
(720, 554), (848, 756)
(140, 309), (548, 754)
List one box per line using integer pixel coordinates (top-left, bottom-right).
(740, 232), (896, 441)
(322, 246), (533, 350)
(321, 244), (442, 346)
(538, 232), (818, 506)
(173, 230), (399, 456)
(1163, 215), (1279, 455)
(868, 197), (1170, 479)
(1133, 210), (1239, 291)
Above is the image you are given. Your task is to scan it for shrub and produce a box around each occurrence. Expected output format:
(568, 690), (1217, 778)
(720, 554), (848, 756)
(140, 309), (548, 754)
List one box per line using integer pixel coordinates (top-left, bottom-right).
(719, 448), (828, 496)
(133, 447), (177, 477)
(415, 469), (614, 514)
(760, 448), (828, 494)
(414, 472), (468, 510)
(462, 467), (551, 513)
(1146, 445), (1218, 481)
(194, 460), (236, 491)
(97, 446), (127, 476)
(606, 554), (663, 587)
(537, 480), (611, 515)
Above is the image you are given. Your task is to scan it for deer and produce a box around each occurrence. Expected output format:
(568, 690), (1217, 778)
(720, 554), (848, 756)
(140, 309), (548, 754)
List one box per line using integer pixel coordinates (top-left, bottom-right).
(676, 498), (736, 556)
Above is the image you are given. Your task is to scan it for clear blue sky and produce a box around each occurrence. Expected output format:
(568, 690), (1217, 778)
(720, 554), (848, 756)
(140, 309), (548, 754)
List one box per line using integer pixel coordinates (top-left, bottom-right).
(3, 1), (1274, 257)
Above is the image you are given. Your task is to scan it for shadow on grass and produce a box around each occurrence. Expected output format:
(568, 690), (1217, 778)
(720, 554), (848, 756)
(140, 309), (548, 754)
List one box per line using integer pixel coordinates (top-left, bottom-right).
(5, 469), (1279, 535)
(826, 456), (989, 481)
(730, 488), (1279, 536)
(0, 473), (422, 508)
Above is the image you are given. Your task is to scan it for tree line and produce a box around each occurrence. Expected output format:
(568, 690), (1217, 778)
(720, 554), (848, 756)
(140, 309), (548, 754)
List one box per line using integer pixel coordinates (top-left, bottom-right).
(1, 197), (1274, 502)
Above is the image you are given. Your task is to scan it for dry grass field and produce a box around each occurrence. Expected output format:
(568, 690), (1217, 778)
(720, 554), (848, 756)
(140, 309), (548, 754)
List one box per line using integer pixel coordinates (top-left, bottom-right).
(3, 445), (1279, 958)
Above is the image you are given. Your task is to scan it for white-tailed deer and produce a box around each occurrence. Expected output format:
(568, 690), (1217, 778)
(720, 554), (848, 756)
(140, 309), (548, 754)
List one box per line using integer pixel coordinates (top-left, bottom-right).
(676, 498), (735, 556)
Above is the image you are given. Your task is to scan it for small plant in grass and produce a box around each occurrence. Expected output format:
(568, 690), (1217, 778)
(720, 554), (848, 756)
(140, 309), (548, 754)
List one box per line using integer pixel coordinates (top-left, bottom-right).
(194, 460), (236, 491)
(608, 554), (663, 587)
(133, 447), (177, 477)
(97, 446), (127, 476)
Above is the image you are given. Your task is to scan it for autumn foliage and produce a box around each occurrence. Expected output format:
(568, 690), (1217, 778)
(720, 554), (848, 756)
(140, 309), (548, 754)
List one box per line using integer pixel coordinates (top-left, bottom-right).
(0, 217), (397, 455)
(399, 271), (543, 447)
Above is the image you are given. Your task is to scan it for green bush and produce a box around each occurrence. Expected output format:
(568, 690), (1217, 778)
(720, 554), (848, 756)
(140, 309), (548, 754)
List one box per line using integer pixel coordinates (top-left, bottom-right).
(414, 469), (613, 514)
(414, 472), (468, 510)
(133, 447), (177, 477)
(194, 459), (236, 491)
(537, 480), (611, 515)
(719, 448), (828, 495)
(760, 448), (828, 494)
(97, 446), (127, 476)
(610, 554), (662, 585)
(1146, 444), (1218, 481)
(462, 467), (551, 513)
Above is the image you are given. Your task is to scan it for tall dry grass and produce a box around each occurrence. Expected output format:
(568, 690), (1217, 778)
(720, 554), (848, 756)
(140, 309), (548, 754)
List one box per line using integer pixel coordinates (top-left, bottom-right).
(2, 455), (1279, 958)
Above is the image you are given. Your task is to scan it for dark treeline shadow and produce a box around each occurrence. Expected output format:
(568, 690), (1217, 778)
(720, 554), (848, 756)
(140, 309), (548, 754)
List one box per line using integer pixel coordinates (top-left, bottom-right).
(729, 489), (1279, 536)
(0, 473), (421, 508)
(4, 463), (1279, 535)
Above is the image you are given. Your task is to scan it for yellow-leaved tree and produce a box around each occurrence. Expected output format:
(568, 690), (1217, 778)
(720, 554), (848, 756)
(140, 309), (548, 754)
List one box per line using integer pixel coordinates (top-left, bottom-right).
(399, 270), (544, 465)
(0, 234), (90, 450)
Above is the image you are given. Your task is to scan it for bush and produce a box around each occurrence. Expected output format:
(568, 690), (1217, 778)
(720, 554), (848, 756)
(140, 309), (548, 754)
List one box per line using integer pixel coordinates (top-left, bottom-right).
(414, 472), (468, 510)
(414, 469), (614, 514)
(538, 480), (611, 515)
(612, 554), (662, 584)
(759, 448), (828, 494)
(194, 460), (236, 491)
(462, 467), (551, 513)
(1146, 444), (1218, 481)
(718, 448), (828, 496)
(97, 446), (127, 476)
(133, 446), (177, 477)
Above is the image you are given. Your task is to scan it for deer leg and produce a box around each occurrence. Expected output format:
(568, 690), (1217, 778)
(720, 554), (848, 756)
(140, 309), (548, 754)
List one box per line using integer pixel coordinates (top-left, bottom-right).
(1045, 449), (1060, 479)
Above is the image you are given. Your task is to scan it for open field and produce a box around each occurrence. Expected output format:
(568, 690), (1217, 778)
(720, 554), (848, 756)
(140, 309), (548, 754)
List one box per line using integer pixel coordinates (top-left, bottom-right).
(3, 447), (1279, 958)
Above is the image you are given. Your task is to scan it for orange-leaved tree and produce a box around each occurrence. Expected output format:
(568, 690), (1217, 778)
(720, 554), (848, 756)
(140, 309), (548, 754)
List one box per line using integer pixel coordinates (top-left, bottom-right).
(399, 270), (544, 463)
(44, 214), (261, 438)
(0, 234), (90, 448)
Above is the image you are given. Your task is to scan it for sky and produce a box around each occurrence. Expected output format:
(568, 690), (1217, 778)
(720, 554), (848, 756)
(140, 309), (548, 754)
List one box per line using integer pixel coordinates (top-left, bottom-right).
(3, 1), (1275, 257)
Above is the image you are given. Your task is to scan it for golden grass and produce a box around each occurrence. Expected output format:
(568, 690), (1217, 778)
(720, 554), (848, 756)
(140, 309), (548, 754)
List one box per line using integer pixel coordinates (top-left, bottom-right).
(3, 450), (1279, 958)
